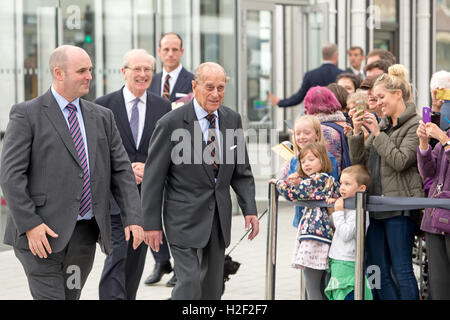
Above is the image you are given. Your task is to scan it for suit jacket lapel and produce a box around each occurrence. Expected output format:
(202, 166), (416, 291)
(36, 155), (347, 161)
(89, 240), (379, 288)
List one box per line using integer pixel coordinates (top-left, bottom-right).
(139, 95), (156, 151)
(113, 89), (136, 148)
(217, 107), (230, 179)
(80, 99), (97, 175)
(42, 90), (82, 167)
(153, 73), (162, 97)
(183, 102), (215, 185)
(170, 67), (188, 101)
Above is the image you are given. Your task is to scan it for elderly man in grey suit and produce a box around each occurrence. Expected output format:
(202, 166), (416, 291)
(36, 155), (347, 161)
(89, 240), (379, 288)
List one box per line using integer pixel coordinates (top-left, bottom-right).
(141, 62), (259, 300)
(0, 45), (144, 300)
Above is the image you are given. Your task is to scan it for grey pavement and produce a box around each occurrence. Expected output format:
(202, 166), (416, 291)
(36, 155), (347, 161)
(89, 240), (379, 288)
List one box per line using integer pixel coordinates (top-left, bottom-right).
(0, 201), (302, 300)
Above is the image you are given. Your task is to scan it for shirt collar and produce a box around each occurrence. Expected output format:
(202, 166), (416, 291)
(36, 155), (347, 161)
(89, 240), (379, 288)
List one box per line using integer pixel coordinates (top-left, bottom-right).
(162, 63), (183, 81)
(51, 85), (80, 112)
(193, 98), (218, 121)
(123, 85), (147, 105)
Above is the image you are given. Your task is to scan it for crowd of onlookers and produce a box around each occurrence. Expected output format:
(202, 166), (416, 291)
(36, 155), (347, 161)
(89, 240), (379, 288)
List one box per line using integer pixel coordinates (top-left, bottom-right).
(271, 45), (450, 300)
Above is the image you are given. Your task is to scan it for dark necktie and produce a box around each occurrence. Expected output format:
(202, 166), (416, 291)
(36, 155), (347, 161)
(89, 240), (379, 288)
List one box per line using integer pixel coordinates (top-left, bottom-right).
(130, 98), (140, 146)
(205, 113), (219, 177)
(163, 74), (171, 100)
(66, 103), (92, 217)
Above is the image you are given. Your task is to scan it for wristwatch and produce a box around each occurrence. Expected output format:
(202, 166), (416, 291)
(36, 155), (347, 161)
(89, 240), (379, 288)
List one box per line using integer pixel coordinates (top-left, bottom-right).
(444, 140), (450, 148)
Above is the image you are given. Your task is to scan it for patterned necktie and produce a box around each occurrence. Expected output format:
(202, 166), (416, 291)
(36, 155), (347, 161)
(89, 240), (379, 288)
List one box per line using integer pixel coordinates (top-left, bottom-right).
(205, 113), (219, 177)
(130, 98), (140, 146)
(66, 103), (92, 217)
(163, 74), (171, 100)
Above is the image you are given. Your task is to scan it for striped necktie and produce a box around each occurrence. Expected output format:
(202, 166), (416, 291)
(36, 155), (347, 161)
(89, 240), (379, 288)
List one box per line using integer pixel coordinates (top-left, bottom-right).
(66, 103), (92, 217)
(130, 98), (140, 146)
(163, 74), (171, 100)
(205, 113), (219, 177)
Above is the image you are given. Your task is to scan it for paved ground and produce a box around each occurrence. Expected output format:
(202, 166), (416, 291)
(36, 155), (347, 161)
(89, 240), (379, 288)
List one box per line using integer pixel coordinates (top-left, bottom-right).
(0, 201), (303, 300)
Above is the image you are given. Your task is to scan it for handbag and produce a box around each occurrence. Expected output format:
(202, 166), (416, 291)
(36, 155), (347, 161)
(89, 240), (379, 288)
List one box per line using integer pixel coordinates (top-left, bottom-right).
(430, 152), (450, 234)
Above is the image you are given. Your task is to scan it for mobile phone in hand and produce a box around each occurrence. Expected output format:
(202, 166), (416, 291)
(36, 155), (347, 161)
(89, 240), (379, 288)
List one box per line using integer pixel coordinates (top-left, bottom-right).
(435, 89), (450, 100)
(422, 106), (431, 123)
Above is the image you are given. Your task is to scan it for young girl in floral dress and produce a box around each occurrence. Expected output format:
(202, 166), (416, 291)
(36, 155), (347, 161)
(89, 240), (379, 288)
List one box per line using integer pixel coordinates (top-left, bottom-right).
(275, 142), (340, 300)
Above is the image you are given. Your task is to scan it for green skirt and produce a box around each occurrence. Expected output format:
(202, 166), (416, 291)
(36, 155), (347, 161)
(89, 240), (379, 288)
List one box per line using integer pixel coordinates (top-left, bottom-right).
(324, 258), (373, 300)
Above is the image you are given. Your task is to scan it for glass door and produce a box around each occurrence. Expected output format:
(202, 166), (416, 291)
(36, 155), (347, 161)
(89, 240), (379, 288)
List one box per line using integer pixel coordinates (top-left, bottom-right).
(302, 3), (329, 71)
(238, 1), (276, 132)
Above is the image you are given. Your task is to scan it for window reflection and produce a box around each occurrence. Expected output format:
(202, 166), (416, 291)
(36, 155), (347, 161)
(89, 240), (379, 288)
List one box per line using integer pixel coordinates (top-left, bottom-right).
(436, 0), (450, 71)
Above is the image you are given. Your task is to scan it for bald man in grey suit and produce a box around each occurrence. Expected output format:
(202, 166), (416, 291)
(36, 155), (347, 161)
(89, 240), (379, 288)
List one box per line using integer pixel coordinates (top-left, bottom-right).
(0, 45), (144, 300)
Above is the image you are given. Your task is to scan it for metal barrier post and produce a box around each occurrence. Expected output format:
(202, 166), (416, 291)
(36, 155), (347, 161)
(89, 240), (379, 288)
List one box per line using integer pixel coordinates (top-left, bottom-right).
(299, 270), (307, 300)
(354, 191), (367, 300)
(265, 183), (279, 300)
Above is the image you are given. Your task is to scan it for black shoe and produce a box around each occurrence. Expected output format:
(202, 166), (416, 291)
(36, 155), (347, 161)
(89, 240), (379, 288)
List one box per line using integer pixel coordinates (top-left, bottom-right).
(166, 273), (177, 287)
(144, 261), (173, 285)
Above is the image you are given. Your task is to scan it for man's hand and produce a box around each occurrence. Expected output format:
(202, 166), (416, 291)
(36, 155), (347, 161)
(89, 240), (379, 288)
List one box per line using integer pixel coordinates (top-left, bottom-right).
(124, 224), (144, 250)
(131, 162), (145, 184)
(144, 230), (163, 252)
(25, 223), (59, 258)
(267, 93), (280, 107)
(245, 215), (259, 240)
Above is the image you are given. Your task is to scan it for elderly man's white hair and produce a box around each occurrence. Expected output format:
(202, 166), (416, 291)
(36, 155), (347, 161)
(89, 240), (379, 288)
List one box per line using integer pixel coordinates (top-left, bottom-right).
(194, 62), (229, 83)
(122, 49), (156, 69)
(430, 70), (450, 91)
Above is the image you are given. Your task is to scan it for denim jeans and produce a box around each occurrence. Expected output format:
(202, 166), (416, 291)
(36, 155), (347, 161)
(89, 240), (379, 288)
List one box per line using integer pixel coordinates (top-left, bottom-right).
(365, 215), (419, 300)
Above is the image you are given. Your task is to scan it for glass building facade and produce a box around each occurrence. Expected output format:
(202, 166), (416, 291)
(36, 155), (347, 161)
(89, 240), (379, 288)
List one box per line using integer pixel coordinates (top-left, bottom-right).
(0, 0), (448, 236)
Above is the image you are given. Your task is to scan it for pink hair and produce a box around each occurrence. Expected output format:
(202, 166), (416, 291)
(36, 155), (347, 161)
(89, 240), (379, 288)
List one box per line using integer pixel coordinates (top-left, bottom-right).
(304, 86), (342, 114)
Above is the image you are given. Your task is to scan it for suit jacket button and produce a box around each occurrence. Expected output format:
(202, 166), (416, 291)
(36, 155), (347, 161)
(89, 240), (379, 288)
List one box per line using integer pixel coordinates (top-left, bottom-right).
(79, 173), (84, 178)
(76, 196), (81, 201)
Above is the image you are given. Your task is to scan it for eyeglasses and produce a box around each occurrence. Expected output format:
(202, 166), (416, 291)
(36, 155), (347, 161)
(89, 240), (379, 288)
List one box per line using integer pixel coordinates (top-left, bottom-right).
(377, 73), (387, 81)
(125, 66), (153, 73)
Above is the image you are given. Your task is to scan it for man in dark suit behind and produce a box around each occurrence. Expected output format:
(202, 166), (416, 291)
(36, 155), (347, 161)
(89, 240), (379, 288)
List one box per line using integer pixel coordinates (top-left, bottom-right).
(141, 62), (259, 299)
(0, 45), (144, 300)
(95, 49), (171, 300)
(145, 33), (194, 287)
(149, 33), (194, 103)
(268, 43), (343, 108)
(345, 46), (365, 80)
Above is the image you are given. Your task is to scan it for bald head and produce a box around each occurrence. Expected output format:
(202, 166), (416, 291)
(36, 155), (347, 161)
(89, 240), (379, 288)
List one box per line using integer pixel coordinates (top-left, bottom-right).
(50, 45), (93, 102)
(49, 45), (90, 79)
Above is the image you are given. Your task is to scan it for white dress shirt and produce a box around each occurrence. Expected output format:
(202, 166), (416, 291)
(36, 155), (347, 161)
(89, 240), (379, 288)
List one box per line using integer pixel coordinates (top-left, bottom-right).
(328, 209), (369, 262)
(123, 85), (147, 148)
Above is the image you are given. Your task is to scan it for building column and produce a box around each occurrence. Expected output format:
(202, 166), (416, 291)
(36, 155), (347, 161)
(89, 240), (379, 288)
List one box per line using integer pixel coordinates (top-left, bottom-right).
(351, 0), (366, 49)
(399, 0), (411, 75)
(416, 0), (431, 110)
(0, 0), (18, 130)
(336, 0), (348, 69)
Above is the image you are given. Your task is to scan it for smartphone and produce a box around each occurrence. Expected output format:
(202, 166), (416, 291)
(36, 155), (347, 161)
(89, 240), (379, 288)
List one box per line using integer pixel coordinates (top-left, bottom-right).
(436, 89), (450, 100)
(284, 120), (293, 129)
(422, 106), (431, 123)
(355, 100), (365, 121)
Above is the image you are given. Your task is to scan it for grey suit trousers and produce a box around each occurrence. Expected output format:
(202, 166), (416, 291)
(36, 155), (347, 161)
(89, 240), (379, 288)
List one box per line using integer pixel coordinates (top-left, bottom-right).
(170, 210), (225, 300)
(14, 219), (99, 300)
